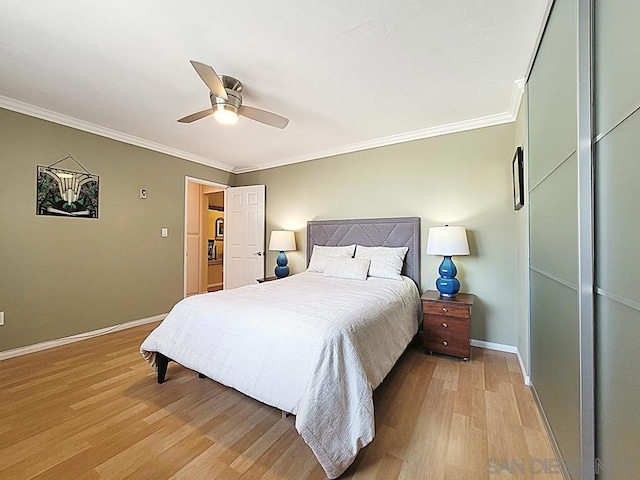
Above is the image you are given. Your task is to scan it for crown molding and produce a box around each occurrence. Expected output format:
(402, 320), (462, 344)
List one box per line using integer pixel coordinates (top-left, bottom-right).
(0, 95), (236, 173)
(234, 111), (515, 173)
(509, 78), (526, 119)
(235, 78), (526, 174)
(237, 111), (519, 173)
(2, 78), (525, 176)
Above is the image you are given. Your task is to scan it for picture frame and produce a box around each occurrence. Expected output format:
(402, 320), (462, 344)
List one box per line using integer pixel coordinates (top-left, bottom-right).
(512, 146), (524, 211)
(36, 165), (100, 218)
(215, 218), (224, 240)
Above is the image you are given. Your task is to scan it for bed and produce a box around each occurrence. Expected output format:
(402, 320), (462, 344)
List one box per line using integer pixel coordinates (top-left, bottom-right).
(140, 217), (422, 478)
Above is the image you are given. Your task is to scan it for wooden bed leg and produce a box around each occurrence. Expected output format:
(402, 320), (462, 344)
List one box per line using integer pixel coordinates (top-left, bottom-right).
(281, 411), (290, 419)
(156, 353), (169, 384)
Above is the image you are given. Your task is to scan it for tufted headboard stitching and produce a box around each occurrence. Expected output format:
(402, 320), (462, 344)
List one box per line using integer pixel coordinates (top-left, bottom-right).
(306, 217), (421, 288)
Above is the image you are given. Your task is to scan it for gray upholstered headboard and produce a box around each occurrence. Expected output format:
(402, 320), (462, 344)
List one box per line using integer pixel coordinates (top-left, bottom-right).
(306, 217), (421, 287)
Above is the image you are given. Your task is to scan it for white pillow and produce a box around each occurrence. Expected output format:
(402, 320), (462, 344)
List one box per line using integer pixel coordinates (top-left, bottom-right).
(323, 257), (371, 281)
(354, 245), (409, 281)
(307, 244), (356, 273)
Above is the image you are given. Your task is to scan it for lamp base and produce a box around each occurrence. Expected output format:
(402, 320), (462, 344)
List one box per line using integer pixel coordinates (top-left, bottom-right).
(436, 256), (461, 297)
(274, 251), (289, 278)
(435, 277), (461, 297)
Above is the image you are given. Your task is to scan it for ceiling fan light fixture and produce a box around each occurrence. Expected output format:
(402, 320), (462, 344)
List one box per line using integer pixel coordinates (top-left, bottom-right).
(180, 61), (289, 128)
(213, 104), (239, 125)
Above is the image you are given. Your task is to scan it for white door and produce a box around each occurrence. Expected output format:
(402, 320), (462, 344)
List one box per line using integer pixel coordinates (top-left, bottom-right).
(224, 185), (265, 289)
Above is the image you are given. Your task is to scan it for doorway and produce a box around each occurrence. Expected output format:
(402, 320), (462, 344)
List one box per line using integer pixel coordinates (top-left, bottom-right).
(204, 188), (224, 292)
(184, 178), (266, 297)
(184, 177), (227, 297)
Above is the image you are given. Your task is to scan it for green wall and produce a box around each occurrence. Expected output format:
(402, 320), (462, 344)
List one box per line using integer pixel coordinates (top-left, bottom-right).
(237, 123), (520, 346)
(0, 107), (233, 352)
(0, 103), (524, 355)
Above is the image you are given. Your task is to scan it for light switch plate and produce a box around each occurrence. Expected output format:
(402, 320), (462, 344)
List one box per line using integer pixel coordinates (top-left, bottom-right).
(140, 188), (147, 199)
(0, 312), (4, 326)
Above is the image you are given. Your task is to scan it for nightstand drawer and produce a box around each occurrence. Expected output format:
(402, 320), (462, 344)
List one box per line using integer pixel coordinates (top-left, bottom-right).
(424, 333), (470, 358)
(424, 314), (469, 357)
(422, 302), (470, 319)
(423, 314), (468, 334)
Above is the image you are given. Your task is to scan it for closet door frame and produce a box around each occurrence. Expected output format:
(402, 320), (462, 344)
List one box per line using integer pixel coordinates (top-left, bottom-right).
(577, 0), (595, 477)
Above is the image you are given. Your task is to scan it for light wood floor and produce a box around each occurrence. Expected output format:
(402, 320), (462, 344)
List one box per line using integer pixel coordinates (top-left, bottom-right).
(0, 323), (561, 479)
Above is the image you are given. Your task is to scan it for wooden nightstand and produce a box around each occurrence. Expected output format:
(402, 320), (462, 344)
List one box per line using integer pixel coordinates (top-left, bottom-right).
(421, 290), (475, 361)
(256, 276), (279, 283)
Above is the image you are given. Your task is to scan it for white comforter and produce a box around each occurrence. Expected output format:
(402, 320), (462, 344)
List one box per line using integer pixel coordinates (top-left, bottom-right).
(140, 272), (421, 478)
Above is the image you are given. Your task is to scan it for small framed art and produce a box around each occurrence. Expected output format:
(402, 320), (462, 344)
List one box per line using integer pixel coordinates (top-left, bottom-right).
(512, 146), (524, 211)
(215, 218), (224, 240)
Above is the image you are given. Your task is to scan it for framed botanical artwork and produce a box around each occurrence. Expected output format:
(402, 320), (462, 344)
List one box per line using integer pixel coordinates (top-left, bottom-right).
(512, 146), (524, 211)
(215, 218), (224, 240)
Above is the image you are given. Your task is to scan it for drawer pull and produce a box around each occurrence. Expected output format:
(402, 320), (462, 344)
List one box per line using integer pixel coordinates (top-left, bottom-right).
(443, 341), (448, 346)
(442, 322), (448, 328)
(442, 307), (448, 313)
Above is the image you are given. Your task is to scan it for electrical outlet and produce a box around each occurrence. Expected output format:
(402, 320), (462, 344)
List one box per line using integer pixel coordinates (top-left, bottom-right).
(0, 312), (4, 326)
(140, 188), (147, 199)
(161, 228), (168, 237)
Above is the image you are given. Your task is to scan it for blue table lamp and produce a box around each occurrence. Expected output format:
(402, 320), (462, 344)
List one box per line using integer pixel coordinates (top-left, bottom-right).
(268, 230), (296, 278)
(426, 225), (470, 297)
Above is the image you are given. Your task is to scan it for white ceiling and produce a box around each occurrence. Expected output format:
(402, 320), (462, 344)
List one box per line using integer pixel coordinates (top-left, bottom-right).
(0, 0), (550, 173)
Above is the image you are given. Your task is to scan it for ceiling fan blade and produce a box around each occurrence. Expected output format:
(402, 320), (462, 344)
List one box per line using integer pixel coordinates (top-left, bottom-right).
(177, 108), (214, 123)
(239, 105), (289, 129)
(190, 61), (228, 100)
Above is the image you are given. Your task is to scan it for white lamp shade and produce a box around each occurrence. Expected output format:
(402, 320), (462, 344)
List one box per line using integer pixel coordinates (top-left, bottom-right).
(426, 226), (470, 256)
(269, 230), (296, 251)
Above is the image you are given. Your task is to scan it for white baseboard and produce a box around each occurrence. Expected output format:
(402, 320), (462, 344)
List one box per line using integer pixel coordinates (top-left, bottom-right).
(471, 339), (531, 386)
(470, 338), (517, 353)
(516, 349), (532, 386)
(0, 314), (166, 361)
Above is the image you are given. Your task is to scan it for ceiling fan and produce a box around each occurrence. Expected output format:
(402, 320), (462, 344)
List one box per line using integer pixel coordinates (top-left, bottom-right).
(178, 61), (289, 129)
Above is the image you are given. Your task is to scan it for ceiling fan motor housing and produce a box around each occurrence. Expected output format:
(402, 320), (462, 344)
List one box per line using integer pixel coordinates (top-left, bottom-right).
(210, 76), (242, 115)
